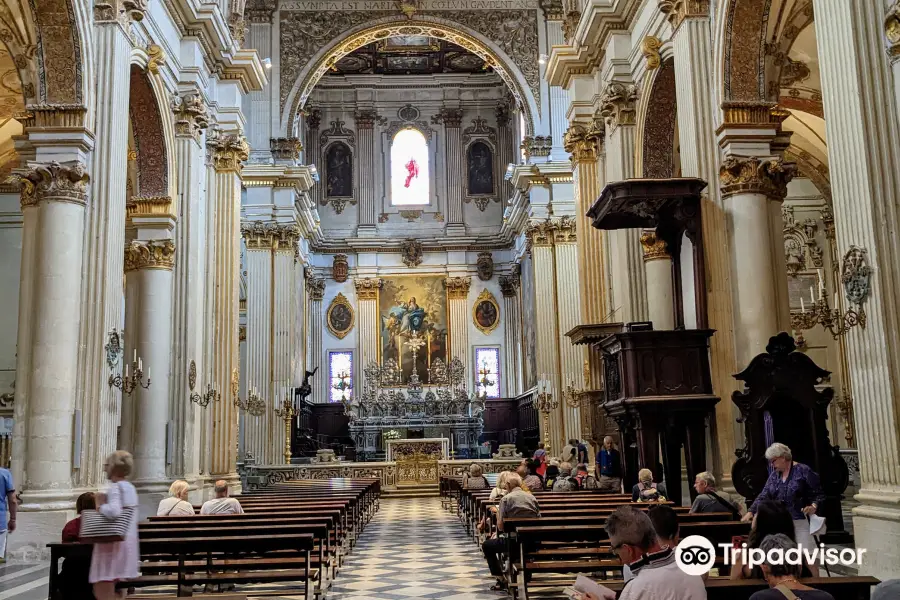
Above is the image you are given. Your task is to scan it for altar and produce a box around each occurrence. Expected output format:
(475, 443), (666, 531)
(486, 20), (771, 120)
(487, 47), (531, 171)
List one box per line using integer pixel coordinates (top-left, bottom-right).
(386, 438), (449, 485)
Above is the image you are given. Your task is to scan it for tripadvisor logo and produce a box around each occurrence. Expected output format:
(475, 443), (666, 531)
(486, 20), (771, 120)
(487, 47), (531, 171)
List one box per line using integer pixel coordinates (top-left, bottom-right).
(675, 535), (868, 576)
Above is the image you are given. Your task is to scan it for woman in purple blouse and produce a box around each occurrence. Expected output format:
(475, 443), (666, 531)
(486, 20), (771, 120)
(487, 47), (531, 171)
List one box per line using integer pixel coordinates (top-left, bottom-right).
(743, 443), (825, 554)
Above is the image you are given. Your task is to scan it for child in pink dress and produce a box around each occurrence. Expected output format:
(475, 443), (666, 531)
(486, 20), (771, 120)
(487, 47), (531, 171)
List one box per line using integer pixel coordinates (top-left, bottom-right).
(89, 451), (140, 600)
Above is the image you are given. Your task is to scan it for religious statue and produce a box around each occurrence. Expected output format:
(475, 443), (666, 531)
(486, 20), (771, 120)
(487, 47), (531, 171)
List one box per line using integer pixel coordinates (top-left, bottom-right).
(297, 367), (319, 401)
(404, 158), (419, 188)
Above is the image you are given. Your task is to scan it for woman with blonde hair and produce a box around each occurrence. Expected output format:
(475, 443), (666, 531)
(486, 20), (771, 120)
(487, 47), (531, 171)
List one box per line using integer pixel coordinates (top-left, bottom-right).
(489, 471), (512, 500)
(463, 463), (489, 490)
(631, 468), (667, 502)
(157, 480), (194, 516)
(89, 451), (140, 600)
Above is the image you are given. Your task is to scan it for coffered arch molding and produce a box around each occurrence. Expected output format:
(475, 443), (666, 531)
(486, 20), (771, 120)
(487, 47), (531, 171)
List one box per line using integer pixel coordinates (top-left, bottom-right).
(128, 66), (177, 201)
(281, 17), (538, 137)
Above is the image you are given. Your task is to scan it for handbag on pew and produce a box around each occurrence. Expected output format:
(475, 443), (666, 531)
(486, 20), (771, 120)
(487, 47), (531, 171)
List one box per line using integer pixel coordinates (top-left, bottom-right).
(79, 483), (137, 543)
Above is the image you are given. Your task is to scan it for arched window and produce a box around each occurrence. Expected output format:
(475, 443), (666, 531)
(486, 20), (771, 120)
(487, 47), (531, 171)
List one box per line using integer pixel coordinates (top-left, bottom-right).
(391, 128), (430, 205)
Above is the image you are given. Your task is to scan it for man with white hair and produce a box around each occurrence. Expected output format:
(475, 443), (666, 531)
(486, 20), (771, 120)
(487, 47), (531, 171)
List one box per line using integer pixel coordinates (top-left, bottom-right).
(690, 471), (742, 517)
(200, 480), (244, 515)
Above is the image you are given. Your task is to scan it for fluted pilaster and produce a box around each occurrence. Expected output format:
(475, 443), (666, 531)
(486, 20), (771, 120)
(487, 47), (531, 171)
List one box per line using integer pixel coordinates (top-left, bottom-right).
(242, 233), (271, 462)
(495, 104), (515, 199)
(307, 277), (325, 403)
(671, 14), (738, 484)
(72, 18), (131, 491)
(356, 110), (378, 234)
(546, 20), (570, 160)
(247, 21), (273, 155)
(440, 108), (465, 233)
(171, 107), (208, 482)
(271, 240), (298, 462)
(444, 276), (472, 382)
(530, 243), (564, 454)
(500, 273), (523, 396)
(603, 88), (648, 322)
(354, 278), (382, 388)
(815, 0), (900, 579)
(553, 236), (583, 443)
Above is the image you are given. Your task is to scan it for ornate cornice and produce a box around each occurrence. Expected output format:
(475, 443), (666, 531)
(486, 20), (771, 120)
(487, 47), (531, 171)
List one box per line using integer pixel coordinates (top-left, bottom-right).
(308, 277), (326, 301)
(354, 277), (383, 300)
(640, 229), (670, 261)
(270, 137), (303, 161)
(127, 196), (174, 218)
(443, 276), (472, 299)
(20, 161), (90, 208)
(719, 156), (796, 199)
(525, 216), (578, 250)
(719, 101), (781, 127)
(658, 0), (709, 30)
(240, 221), (302, 252)
(124, 239), (176, 271)
(641, 36), (662, 70)
(600, 82), (638, 129)
(499, 273), (521, 297)
(171, 92), (209, 141)
(211, 133), (250, 172)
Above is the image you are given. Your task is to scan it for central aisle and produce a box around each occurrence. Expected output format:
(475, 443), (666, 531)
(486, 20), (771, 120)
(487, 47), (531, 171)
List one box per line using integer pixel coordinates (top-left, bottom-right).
(323, 496), (498, 600)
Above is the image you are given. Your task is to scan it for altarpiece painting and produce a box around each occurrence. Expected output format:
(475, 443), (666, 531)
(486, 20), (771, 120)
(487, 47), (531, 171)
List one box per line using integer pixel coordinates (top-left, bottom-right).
(325, 142), (353, 198)
(379, 276), (448, 384)
(467, 141), (494, 196)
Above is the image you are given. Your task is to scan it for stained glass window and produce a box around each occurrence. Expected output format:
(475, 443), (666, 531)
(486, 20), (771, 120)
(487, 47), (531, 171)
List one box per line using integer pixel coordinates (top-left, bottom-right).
(329, 351), (353, 403)
(474, 347), (501, 399)
(391, 128), (430, 205)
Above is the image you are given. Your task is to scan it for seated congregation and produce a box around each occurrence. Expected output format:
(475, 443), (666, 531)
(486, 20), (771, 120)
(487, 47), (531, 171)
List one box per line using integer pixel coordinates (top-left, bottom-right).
(444, 440), (886, 600)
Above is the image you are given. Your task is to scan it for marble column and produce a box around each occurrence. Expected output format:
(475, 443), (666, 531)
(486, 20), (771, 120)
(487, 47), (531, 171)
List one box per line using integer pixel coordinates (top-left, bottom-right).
(526, 221), (564, 454)
(601, 82), (648, 322)
(813, 0), (900, 578)
(664, 1), (740, 484)
(208, 134), (248, 481)
(552, 220), (584, 443)
(124, 238), (175, 504)
(564, 121), (608, 323)
(441, 108), (466, 236)
(18, 162), (90, 511)
(306, 277), (326, 403)
(73, 11), (131, 490)
(640, 230), (675, 330)
(444, 276), (472, 382)
(354, 278), (383, 389)
(355, 110), (378, 236)
(240, 222), (274, 463)
(499, 273), (523, 396)
(719, 156), (793, 369)
(170, 92), (209, 483)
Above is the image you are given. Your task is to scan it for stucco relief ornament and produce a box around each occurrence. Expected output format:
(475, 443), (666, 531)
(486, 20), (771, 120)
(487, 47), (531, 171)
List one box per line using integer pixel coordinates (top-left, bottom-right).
(841, 246), (872, 306)
(171, 92), (209, 141)
(105, 329), (123, 369)
(400, 239), (423, 268)
(886, 2), (900, 58)
(476, 252), (494, 281)
(332, 254), (349, 282)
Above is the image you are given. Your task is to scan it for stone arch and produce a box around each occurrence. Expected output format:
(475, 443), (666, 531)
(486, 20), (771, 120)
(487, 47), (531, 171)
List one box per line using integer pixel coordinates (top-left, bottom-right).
(720, 0), (780, 102)
(128, 66), (171, 199)
(636, 58), (678, 179)
(280, 16), (539, 136)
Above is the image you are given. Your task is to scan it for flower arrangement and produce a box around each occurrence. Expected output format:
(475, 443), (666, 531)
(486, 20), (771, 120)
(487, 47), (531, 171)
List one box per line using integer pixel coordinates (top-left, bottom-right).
(383, 429), (402, 440)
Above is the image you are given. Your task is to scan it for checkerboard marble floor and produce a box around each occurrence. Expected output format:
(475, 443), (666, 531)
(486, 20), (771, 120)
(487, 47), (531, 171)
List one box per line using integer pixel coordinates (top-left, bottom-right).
(0, 497), (499, 600)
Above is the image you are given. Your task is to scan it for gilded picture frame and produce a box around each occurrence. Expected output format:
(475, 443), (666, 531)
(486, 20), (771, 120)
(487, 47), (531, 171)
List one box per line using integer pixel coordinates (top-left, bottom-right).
(327, 293), (355, 339)
(472, 289), (500, 335)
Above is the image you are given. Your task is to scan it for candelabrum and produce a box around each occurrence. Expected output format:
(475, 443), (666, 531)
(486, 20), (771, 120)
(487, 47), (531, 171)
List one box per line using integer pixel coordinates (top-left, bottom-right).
(333, 370), (352, 404)
(187, 360), (220, 407)
(108, 352), (151, 395)
(476, 360), (495, 400)
(273, 392), (297, 464)
(792, 283), (866, 340)
(535, 376), (558, 454)
(233, 375), (266, 417)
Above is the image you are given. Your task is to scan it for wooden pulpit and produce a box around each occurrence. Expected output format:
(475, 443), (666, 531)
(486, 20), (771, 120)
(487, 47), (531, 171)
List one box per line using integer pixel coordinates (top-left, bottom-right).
(599, 328), (719, 505)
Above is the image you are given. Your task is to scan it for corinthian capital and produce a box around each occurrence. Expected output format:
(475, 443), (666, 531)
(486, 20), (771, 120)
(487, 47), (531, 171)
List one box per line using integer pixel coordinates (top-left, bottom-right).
(270, 137), (303, 161)
(308, 277), (326, 301)
(640, 229), (669, 262)
(211, 133), (250, 172)
(124, 239), (176, 271)
(658, 0), (709, 30)
(436, 108), (464, 128)
(171, 92), (209, 141)
(600, 82), (638, 129)
(887, 2), (900, 58)
(21, 161), (90, 208)
(563, 124), (598, 163)
(354, 277), (383, 300)
(719, 156), (796, 199)
(499, 273), (521, 297)
(443, 276), (472, 299)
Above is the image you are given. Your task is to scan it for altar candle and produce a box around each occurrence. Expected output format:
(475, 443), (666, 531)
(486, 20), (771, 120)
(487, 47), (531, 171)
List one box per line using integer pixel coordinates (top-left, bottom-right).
(134, 349), (137, 363)
(801, 297), (805, 313)
(809, 286), (815, 304)
(834, 291), (838, 308)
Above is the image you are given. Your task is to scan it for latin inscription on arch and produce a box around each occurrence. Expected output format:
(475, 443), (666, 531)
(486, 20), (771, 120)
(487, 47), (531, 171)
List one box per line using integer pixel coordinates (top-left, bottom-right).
(280, 0), (538, 9)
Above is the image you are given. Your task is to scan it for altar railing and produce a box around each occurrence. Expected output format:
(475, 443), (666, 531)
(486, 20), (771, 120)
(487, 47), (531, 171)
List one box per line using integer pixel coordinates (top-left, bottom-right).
(239, 458), (523, 491)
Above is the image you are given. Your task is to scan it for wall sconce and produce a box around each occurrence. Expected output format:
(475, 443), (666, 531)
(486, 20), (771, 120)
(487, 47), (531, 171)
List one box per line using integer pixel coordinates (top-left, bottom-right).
(109, 350), (150, 395)
(188, 360), (220, 408)
(232, 369), (265, 417)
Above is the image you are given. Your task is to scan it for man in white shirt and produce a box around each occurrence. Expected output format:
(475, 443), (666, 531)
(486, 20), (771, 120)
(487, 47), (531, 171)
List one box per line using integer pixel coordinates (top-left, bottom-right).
(604, 506), (706, 600)
(200, 480), (244, 515)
